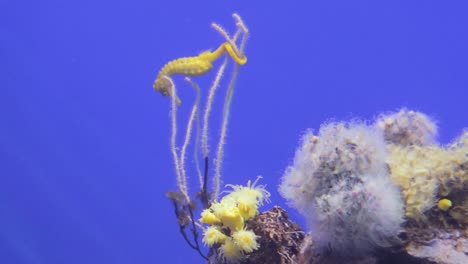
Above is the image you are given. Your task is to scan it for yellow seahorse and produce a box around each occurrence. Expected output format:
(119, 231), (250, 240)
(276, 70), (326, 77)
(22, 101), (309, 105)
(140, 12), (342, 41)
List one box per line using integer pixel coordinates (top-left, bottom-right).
(153, 21), (247, 105)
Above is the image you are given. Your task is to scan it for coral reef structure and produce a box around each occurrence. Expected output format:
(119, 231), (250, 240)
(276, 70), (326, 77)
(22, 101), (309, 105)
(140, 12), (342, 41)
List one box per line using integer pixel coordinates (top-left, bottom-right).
(379, 109), (468, 223)
(208, 207), (305, 264)
(280, 109), (467, 263)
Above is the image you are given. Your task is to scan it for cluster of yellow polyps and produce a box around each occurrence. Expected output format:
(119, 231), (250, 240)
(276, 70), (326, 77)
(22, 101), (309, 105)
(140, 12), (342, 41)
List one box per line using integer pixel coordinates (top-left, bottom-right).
(200, 177), (270, 262)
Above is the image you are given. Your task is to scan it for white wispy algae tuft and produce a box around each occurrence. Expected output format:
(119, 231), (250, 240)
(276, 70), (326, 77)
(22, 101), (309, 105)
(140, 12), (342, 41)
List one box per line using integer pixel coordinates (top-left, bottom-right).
(279, 122), (404, 256)
(376, 108), (438, 146)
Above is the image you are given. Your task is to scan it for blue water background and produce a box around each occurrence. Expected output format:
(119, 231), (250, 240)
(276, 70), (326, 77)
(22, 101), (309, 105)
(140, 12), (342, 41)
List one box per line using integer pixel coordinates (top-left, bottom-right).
(1, 1), (467, 263)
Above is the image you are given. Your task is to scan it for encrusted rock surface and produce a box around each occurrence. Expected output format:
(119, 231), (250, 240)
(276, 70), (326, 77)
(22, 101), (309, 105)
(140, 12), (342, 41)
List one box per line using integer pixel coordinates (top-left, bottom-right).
(209, 206), (467, 264)
(208, 206), (305, 264)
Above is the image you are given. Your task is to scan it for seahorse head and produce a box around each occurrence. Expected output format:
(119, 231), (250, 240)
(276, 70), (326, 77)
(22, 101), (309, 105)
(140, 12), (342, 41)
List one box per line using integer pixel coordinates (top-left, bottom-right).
(153, 76), (181, 105)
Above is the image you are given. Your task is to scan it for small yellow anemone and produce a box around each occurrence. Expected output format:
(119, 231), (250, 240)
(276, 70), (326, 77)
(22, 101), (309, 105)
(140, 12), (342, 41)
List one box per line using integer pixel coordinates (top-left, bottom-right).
(225, 176), (271, 206)
(224, 177), (270, 220)
(219, 238), (243, 262)
(200, 209), (221, 225)
(202, 226), (227, 246)
(210, 200), (245, 231)
(237, 197), (259, 220)
(217, 206), (244, 231)
(231, 228), (259, 253)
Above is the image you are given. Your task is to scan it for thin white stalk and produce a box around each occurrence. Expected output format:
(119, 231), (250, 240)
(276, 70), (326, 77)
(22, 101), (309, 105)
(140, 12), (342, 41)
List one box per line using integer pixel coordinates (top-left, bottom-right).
(167, 77), (189, 201)
(212, 14), (249, 200)
(201, 57), (228, 159)
(183, 77), (203, 188)
(213, 64), (240, 200)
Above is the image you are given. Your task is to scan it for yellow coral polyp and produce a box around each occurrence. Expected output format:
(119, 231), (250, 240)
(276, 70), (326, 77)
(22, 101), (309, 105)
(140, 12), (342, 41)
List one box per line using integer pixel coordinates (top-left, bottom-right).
(231, 229), (259, 253)
(237, 199), (258, 220)
(225, 176), (271, 206)
(202, 226), (227, 246)
(219, 238), (243, 262)
(438, 198), (452, 211)
(218, 206), (245, 231)
(210, 198), (245, 231)
(200, 209), (221, 225)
